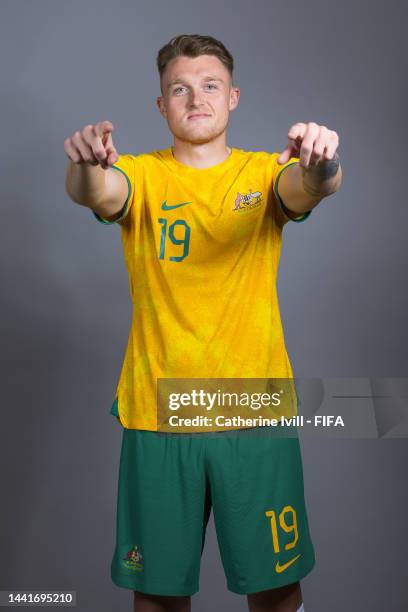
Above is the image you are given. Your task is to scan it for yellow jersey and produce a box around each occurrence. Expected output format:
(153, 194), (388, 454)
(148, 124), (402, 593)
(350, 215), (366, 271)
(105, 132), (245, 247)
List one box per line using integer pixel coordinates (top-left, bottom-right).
(92, 146), (311, 430)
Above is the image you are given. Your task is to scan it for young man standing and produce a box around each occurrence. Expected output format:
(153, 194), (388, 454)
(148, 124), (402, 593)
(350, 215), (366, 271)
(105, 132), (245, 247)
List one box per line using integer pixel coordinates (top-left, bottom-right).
(65, 34), (341, 612)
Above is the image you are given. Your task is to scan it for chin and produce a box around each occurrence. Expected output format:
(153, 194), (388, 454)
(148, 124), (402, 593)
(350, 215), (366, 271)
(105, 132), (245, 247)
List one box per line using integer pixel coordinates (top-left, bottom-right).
(173, 125), (226, 146)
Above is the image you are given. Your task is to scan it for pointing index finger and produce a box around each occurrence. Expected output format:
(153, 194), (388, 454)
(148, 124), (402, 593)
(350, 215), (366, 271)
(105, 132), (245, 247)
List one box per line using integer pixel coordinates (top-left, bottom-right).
(94, 120), (114, 138)
(288, 123), (305, 140)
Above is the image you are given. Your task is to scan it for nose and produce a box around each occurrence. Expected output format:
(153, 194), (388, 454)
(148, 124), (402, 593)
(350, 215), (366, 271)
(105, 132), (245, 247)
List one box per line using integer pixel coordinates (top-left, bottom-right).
(188, 87), (205, 108)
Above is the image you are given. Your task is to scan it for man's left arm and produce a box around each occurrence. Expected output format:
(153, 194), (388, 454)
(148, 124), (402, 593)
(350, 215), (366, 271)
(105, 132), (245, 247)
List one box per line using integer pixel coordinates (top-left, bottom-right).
(276, 122), (342, 218)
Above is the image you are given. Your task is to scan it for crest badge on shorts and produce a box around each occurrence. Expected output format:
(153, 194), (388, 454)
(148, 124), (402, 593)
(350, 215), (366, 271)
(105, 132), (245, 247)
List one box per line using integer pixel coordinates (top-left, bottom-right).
(122, 544), (144, 571)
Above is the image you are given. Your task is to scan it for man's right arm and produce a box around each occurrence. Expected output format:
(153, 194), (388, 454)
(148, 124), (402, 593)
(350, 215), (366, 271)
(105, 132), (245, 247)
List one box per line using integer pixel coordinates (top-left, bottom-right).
(64, 120), (128, 220)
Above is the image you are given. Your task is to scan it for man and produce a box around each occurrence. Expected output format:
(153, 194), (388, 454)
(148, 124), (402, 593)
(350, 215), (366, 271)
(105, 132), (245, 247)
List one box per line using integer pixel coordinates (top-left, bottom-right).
(65, 34), (341, 612)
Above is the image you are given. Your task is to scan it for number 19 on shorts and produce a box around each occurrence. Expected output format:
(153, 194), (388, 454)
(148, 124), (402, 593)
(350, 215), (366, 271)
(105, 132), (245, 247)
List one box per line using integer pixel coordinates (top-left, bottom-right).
(266, 505), (299, 552)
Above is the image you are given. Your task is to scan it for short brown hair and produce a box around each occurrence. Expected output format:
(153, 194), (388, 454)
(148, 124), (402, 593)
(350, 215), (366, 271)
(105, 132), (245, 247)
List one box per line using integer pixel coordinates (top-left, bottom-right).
(157, 34), (234, 88)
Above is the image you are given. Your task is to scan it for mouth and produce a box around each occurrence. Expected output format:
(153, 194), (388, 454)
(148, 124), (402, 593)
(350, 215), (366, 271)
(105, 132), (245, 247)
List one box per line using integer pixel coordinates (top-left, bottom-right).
(187, 114), (211, 120)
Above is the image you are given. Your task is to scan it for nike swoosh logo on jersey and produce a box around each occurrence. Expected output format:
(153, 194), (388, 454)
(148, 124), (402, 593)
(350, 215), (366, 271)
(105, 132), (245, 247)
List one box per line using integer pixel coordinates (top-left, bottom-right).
(161, 200), (193, 210)
(275, 554), (301, 573)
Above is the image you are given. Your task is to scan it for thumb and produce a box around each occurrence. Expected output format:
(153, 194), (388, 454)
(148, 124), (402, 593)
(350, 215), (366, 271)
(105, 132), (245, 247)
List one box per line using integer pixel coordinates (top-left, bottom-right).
(95, 120), (114, 144)
(101, 124), (114, 147)
(101, 120), (114, 134)
(104, 132), (118, 165)
(104, 130), (115, 150)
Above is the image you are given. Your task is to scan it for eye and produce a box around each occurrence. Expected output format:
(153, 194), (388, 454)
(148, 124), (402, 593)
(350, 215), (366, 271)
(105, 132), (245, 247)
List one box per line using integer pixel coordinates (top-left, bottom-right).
(205, 83), (217, 90)
(173, 86), (186, 95)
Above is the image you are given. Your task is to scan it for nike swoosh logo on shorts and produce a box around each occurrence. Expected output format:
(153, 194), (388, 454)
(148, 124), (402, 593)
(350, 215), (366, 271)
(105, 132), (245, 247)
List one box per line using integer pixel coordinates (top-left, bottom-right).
(275, 554), (301, 573)
(161, 200), (192, 210)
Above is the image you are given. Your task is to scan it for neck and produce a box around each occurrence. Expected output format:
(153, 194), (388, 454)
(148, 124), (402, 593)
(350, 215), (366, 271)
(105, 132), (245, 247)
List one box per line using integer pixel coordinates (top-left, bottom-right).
(172, 134), (231, 169)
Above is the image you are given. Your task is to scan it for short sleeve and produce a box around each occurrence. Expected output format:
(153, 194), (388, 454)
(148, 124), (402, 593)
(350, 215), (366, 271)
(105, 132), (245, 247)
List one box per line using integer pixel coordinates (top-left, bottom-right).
(92, 154), (135, 226)
(270, 153), (312, 226)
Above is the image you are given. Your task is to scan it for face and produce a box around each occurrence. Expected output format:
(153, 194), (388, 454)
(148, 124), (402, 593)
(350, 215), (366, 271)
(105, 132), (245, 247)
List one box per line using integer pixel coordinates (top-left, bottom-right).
(157, 54), (240, 145)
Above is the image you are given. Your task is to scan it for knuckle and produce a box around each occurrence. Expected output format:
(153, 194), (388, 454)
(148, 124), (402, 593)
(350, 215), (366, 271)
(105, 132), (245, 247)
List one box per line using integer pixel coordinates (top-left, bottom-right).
(82, 126), (94, 140)
(65, 148), (80, 162)
(94, 147), (106, 159)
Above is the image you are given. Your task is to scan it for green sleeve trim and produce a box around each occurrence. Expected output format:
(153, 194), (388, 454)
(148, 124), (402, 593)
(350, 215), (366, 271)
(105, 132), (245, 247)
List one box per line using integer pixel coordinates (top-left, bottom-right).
(92, 165), (132, 225)
(273, 161), (312, 223)
(110, 397), (119, 416)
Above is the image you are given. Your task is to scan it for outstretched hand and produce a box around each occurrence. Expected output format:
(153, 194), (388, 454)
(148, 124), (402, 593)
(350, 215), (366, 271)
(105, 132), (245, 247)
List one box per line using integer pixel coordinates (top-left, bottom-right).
(277, 122), (339, 169)
(64, 120), (119, 170)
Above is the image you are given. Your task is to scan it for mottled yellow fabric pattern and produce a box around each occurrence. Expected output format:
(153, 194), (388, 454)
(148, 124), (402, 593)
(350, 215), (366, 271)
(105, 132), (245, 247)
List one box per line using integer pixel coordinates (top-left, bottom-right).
(93, 147), (310, 430)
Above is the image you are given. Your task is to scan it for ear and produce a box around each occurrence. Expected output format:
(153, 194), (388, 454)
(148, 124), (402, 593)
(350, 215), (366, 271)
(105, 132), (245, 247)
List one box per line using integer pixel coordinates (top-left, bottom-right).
(156, 95), (167, 118)
(229, 87), (240, 112)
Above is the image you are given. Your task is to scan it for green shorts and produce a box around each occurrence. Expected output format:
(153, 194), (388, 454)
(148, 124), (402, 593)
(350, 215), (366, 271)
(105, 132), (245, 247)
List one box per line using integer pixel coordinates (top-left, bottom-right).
(111, 426), (316, 596)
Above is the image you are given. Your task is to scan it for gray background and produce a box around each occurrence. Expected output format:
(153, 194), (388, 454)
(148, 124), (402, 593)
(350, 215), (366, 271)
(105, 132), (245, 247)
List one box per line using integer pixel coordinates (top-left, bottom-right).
(1, 0), (406, 610)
